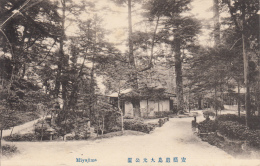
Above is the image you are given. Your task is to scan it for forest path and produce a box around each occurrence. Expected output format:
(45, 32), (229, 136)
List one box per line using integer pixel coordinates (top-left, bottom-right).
(2, 111), (260, 166)
(2, 118), (41, 137)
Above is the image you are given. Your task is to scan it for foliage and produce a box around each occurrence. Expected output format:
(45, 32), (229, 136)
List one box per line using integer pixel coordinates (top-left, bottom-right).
(2, 144), (19, 157)
(13, 111), (40, 127)
(217, 114), (260, 130)
(186, 46), (241, 95)
(103, 111), (121, 132)
(154, 111), (172, 118)
(202, 110), (216, 118)
(66, 133), (89, 141)
(217, 121), (260, 148)
(70, 117), (91, 140)
(34, 119), (51, 140)
(217, 121), (247, 140)
(54, 118), (75, 137)
(4, 133), (38, 141)
(0, 109), (19, 130)
(65, 135), (75, 141)
(198, 120), (217, 133)
(158, 117), (169, 127)
(0, 0), (258, 147)
(199, 117), (260, 149)
(242, 130), (260, 148)
(186, 0), (259, 118)
(0, 1), (59, 129)
(91, 99), (121, 134)
(204, 98), (224, 110)
(216, 114), (242, 122)
(246, 116), (260, 130)
(123, 118), (155, 133)
(221, 0), (259, 45)
(144, 0), (201, 113)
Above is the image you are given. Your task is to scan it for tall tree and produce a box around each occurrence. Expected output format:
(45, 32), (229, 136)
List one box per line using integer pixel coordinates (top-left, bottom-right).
(186, 46), (243, 113)
(146, 0), (201, 113)
(0, 0), (61, 113)
(222, 0), (259, 126)
(0, 0), (60, 163)
(52, 0), (93, 123)
(112, 0), (144, 116)
(0, 0), (61, 86)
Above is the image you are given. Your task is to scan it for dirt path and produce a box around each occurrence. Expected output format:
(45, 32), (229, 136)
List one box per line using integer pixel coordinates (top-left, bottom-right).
(2, 118), (41, 137)
(2, 112), (260, 166)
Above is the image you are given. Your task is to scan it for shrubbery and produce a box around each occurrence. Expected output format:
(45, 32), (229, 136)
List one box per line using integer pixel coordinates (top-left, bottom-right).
(103, 112), (121, 133)
(66, 133), (89, 140)
(13, 111), (40, 127)
(110, 126), (122, 132)
(143, 111), (172, 119)
(2, 144), (19, 156)
(217, 114), (260, 130)
(56, 118), (76, 136)
(154, 111), (172, 118)
(247, 116), (260, 130)
(198, 115), (260, 149)
(124, 118), (155, 133)
(243, 130), (260, 148)
(4, 133), (38, 141)
(198, 120), (217, 133)
(217, 121), (247, 140)
(216, 114), (242, 123)
(34, 120), (52, 140)
(65, 135), (75, 140)
(203, 110), (216, 118)
(217, 121), (260, 148)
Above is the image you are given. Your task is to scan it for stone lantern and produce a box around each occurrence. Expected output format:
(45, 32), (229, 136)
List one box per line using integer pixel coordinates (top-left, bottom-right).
(46, 127), (55, 141)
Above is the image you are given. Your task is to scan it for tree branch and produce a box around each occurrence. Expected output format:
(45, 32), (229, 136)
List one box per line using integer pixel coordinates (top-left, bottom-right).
(226, 0), (241, 32)
(229, 38), (241, 50)
(138, 16), (160, 72)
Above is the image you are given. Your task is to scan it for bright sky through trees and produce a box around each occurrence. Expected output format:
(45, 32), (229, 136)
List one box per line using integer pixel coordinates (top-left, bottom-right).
(65, 0), (214, 50)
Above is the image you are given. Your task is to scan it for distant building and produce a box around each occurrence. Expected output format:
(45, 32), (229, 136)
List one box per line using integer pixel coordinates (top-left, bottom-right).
(107, 87), (176, 117)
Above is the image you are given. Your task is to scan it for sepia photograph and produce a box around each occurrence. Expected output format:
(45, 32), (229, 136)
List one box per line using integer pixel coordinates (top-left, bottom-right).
(0, 0), (259, 165)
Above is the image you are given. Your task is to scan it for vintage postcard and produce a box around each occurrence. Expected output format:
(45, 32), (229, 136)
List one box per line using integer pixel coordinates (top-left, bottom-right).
(0, 0), (259, 166)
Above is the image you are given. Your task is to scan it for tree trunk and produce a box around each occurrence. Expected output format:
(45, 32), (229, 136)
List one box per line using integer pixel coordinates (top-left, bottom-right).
(127, 0), (138, 89)
(132, 99), (141, 117)
(118, 81), (124, 132)
(54, 66), (61, 99)
(213, 0), (220, 45)
(188, 87), (191, 112)
(213, 0), (220, 117)
(0, 129), (2, 166)
(89, 56), (95, 120)
(89, 18), (98, 121)
(121, 111), (124, 133)
(128, 0), (134, 67)
(60, 0), (69, 114)
(238, 80), (241, 117)
(41, 121), (44, 141)
(10, 126), (14, 136)
(102, 117), (104, 136)
(241, 5), (251, 126)
(173, 37), (184, 114)
(258, 55), (260, 116)
(214, 84), (218, 116)
(128, 0), (140, 117)
(198, 97), (202, 110)
(54, 0), (68, 99)
(257, 80), (260, 116)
